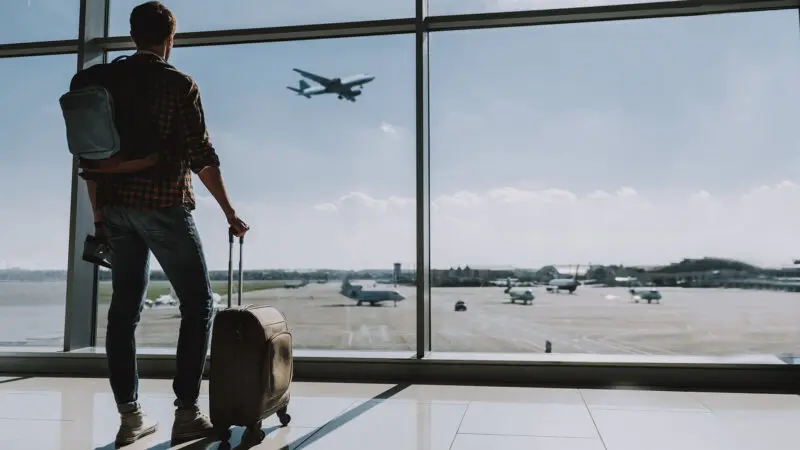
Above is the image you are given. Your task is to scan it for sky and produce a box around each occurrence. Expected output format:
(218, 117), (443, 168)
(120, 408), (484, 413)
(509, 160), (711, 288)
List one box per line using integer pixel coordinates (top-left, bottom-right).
(1, 1), (800, 270)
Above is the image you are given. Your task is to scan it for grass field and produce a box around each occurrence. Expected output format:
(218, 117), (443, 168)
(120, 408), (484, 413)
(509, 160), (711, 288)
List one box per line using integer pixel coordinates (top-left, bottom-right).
(96, 280), (285, 304)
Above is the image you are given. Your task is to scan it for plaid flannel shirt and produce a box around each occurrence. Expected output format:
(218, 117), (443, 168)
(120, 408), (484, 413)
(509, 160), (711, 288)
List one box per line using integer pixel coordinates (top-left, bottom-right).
(79, 52), (220, 211)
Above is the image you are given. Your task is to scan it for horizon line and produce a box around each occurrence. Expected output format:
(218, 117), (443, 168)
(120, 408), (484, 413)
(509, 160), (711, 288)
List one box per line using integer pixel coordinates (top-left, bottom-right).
(2, 260), (797, 273)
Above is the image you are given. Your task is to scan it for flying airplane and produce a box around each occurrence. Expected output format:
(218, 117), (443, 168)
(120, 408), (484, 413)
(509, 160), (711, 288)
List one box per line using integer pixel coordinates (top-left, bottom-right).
(629, 288), (662, 304)
(287, 68), (375, 102)
(340, 277), (405, 307)
(546, 264), (581, 294)
(503, 279), (535, 305)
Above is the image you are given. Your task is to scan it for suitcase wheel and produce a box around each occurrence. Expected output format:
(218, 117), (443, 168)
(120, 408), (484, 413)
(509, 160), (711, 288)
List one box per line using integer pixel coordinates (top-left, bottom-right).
(215, 426), (231, 443)
(277, 406), (292, 427)
(243, 422), (266, 445)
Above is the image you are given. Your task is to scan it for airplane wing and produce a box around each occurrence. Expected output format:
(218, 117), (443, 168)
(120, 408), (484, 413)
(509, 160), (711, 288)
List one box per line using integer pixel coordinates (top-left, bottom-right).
(293, 68), (332, 86)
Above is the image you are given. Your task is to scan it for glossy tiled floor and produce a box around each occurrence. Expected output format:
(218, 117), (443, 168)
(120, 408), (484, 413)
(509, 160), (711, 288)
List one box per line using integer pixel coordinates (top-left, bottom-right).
(0, 375), (796, 449)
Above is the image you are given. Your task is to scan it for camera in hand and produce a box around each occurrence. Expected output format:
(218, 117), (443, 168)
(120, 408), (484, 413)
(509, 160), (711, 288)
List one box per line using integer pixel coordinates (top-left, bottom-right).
(83, 235), (113, 269)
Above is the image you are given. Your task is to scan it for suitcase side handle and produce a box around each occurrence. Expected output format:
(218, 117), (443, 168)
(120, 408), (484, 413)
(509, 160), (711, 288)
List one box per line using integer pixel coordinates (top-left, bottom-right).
(227, 228), (244, 308)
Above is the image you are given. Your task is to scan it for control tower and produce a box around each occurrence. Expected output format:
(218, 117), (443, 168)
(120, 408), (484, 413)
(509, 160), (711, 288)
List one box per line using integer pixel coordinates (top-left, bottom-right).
(393, 262), (402, 286)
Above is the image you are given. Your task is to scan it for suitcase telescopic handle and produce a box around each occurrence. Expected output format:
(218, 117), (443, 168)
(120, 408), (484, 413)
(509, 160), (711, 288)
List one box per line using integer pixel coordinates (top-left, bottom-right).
(227, 228), (244, 308)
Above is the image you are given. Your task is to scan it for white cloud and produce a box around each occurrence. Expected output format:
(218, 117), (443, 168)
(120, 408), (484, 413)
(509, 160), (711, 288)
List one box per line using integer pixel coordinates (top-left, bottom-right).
(380, 122), (397, 134)
(434, 190), (483, 208)
(1, 179), (797, 270)
(431, 180), (800, 268)
(120, 179), (800, 270)
(312, 192), (415, 215)
(313, 202), (338, 212)
(3, 177), (800, 270)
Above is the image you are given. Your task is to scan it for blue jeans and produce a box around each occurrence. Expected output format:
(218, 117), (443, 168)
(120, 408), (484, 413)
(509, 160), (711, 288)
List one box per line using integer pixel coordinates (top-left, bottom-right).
(101, 204), (214, 410)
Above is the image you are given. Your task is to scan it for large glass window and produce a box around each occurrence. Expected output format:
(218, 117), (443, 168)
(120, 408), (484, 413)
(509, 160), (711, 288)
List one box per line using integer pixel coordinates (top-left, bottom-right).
(0, 54), (76, 350)
(0, 1), (80, 44)
(95, 35), (417, 352)
(109, 0), (414, 36)
(429, 10), (800, 358)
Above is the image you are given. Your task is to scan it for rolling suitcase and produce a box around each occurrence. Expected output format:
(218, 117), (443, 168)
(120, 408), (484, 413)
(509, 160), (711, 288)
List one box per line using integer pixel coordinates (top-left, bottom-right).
(209, 229), (293, 447)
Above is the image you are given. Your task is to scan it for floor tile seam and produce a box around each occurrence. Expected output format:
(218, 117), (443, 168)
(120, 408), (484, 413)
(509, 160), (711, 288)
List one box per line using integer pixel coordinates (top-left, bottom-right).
(461, 401), (591, 407)
(585, 405), (715, 413)
(587, 406), (716, 414)
(692, 392), (784, 420)
(447, 400), (471, 450)
(681, 392), (715, 412)
(363, 398), (468, 406)
(0, 391), (68, 395)
(456, 432), (603, 440)
(578, 389), (609, 450)
(0, 417), (74, 423)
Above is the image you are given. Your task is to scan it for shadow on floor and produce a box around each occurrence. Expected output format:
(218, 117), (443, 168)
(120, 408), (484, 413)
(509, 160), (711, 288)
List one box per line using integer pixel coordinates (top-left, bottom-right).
(280, 383), (410, 450)
(0, 376), (31, 385)
(94, 383), (410, 450)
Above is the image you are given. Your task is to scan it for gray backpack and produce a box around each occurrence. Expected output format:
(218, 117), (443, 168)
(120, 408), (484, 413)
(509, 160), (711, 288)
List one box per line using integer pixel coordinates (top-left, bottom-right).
(59, 54), (172, 175)
(59, 55), (129, 162)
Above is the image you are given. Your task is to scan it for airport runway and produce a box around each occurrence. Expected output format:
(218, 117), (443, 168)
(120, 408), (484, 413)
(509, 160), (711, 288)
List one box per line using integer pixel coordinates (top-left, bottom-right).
(95, 282), (800, 356)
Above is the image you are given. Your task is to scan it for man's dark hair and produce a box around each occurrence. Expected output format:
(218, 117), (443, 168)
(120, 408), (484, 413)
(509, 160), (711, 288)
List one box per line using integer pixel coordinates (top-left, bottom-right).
(130, 1), (176, 48)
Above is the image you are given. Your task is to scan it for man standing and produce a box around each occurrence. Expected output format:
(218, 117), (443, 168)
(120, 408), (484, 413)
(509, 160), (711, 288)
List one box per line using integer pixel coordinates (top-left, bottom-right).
(79, 2), (249, 446)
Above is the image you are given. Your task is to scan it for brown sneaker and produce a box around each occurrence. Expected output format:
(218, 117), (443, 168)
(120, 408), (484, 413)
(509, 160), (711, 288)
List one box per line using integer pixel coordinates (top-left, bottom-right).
(115, 402), (158, 447)
(171, 405), (215, 443)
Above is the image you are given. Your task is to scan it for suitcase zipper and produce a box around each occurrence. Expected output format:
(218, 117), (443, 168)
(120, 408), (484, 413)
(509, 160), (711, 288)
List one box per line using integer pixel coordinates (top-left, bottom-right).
(234, 317), (243, 423)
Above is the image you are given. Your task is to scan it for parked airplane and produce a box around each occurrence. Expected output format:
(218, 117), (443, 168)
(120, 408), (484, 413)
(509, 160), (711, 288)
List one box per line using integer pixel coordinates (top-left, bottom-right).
(546, 264), (581, 294)
(630, 288), (662, 304)
(143, 288), (224, 309)
(504, 279), (535, 305)
(340, 277), (405, 307)
(284, 279), (309, 289)
(287, 68), (375, 102)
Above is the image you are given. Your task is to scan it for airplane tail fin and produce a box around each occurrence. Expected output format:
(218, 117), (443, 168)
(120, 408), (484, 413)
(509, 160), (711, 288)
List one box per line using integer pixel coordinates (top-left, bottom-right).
(299, 80), (310, 90)
(286, 85), (311, 98)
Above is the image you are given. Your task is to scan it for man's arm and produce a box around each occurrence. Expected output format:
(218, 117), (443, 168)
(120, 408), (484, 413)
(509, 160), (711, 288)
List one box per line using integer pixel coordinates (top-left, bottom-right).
(78, 167), (103, 223)
(180, 79), (248, 235)
(197, 166), (235, 218)
(198, 166), (249, 237)
(181, 81), (221, 173)
(86, 179), (102, 222)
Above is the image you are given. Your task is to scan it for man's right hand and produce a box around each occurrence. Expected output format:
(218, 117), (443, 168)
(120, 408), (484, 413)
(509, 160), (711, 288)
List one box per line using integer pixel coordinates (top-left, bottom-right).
(227, 212), (249, 237)
(94, 220), (107, 239)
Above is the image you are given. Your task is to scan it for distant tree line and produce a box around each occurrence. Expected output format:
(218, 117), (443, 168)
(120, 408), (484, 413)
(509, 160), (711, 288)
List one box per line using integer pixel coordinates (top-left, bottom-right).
(96, 268), (400, 282)
(4, 257), (796, 284)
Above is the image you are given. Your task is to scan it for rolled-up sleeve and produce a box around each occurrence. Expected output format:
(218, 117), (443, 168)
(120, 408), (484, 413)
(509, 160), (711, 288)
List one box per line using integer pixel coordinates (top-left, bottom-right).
(181, 80), (220, 174)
